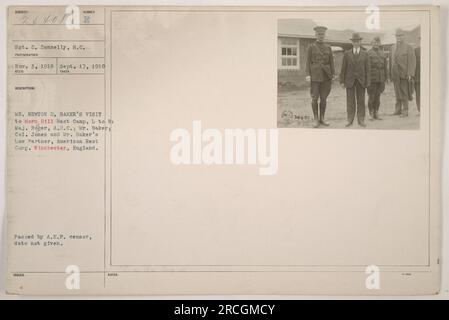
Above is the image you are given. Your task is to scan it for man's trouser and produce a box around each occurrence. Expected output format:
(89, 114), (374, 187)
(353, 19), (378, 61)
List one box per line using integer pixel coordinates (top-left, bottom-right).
(415, 81), (420, 112)
(346, 79), (366, 124)
(393, 78), (410, 115)
(310, 78), (332, 122)
(367, 82), (385, 117)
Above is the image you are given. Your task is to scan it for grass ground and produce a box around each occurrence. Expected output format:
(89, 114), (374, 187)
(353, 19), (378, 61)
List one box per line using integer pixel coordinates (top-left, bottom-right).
(277, 81), (420, 130)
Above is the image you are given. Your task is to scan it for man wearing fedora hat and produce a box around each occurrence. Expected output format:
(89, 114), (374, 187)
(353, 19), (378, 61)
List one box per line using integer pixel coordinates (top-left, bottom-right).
(305, 25), (335, 128)
(390, 28), (416, 117)
(340, 32), (371, 127)
(367, 36), (388, 120)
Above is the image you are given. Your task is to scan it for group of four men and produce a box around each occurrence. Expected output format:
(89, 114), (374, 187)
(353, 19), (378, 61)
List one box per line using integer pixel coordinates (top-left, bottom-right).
(305, 26), (420, 128)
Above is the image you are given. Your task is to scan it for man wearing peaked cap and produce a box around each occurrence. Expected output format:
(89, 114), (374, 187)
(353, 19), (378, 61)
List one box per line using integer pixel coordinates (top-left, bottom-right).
(367, 36), (388, 120)
(305, 25), (335, 128)
(340, 32), (371, 127)
(313, 25), (327, 33)
(390, 28), (416, 117)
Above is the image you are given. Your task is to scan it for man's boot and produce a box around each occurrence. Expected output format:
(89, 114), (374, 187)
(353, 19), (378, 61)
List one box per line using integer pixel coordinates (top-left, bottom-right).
(312, 100), (320, 128)
(319, 101), (329, 126)
(374, 110), (382, 120)
(400, 101), (409, 117)
(393, 100), (402, 115)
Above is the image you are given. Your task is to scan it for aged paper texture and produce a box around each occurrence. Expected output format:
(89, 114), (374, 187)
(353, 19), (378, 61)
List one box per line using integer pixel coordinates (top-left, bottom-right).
(6, 5), (441, 295)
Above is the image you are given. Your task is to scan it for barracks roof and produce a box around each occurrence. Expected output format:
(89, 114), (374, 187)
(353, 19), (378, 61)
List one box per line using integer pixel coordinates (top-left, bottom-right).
(278, 19), (420, 46)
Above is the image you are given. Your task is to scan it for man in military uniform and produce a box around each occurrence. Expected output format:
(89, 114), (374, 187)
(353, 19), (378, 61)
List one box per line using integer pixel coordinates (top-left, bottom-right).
(390, 28), (416, 117)
(305, 26), (335, 128)
(414, 36), (421, 114)
(367, 36), (388, 120)
(340, 33), (371, 127)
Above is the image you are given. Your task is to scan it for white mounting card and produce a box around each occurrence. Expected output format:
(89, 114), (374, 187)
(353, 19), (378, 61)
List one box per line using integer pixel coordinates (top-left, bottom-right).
(6, 5), (441, 295)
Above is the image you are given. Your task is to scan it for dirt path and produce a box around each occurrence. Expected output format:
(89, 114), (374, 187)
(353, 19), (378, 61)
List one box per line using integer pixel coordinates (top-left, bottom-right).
(277, 82), (420, 130)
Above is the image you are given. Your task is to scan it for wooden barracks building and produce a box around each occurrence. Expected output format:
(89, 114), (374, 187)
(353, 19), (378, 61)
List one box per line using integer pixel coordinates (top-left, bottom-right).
(277, 19), (420, 89)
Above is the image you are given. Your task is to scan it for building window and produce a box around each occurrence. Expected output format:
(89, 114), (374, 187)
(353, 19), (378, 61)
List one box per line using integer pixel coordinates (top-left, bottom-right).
(279, 39), (300, 70)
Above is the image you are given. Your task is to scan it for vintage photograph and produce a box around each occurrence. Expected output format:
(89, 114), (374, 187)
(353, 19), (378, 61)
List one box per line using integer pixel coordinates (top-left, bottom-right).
(277, 19), (421, 129)
(5, 4), (442, 297)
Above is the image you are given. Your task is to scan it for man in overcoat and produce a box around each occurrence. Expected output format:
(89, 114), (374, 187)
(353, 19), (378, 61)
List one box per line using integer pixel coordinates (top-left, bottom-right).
(414, 36), (421, 113)
(390, 28), (416, 117)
